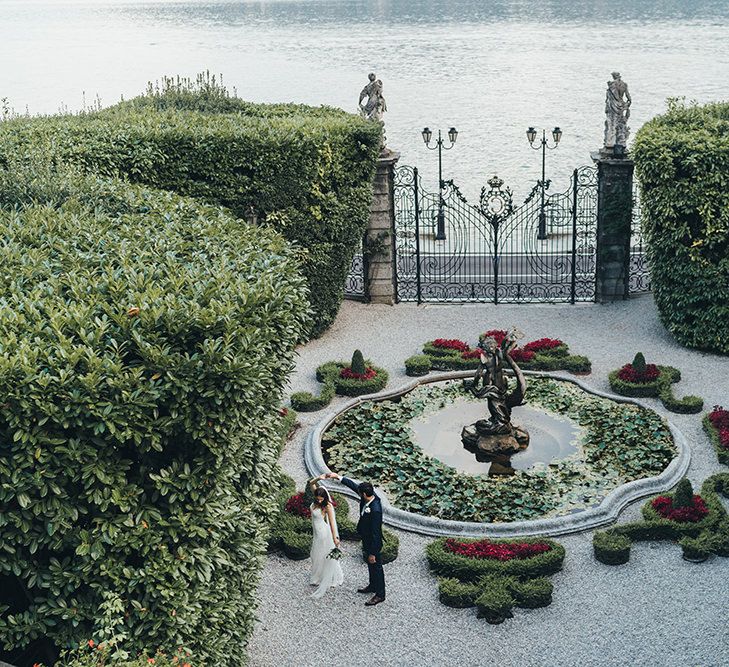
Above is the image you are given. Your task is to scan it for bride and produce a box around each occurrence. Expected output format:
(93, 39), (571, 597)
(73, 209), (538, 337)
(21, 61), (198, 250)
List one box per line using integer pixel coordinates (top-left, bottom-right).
(308, 474), (344, 599)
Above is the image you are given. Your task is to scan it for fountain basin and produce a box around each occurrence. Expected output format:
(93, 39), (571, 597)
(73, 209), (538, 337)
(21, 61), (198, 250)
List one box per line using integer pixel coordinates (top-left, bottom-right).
(305, 371), (690, 538)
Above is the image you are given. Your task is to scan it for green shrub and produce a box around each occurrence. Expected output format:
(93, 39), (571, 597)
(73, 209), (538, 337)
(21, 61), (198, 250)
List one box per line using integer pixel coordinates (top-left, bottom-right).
(593, 531), (631, 565)
(474, 583), (514, 624)
(310, 359), (389, 400)
(0, 165), (309, 664)
(290, 381), (335, 412)
(510, 577), (553, 609)
(281, 531), (313, 560)
(657, 383), (704, 414)
(0, 74), (382, 337)
(609, 364), (703, 413)
(351, 349), (366, 375)
(679, 533), (714, 562)
(525, 353), (592, 373)
(633, 99), (729, 354)
(632, 352), (647, 375)
(437, 578), (480, 608)
(673, 478), (694, 509)
(405, 354), (431, 377)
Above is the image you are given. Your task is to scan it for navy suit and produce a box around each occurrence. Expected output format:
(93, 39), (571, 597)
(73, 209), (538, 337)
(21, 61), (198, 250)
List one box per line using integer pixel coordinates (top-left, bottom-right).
(341, 476), (386, 599)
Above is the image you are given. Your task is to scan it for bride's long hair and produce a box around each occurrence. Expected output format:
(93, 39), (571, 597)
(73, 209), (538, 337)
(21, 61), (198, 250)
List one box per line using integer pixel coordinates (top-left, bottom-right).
(313, 486), (330, 511)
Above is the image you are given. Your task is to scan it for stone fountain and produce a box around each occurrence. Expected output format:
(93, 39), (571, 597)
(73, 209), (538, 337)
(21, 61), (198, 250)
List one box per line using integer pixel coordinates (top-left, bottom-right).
(461, 327), (530, 459)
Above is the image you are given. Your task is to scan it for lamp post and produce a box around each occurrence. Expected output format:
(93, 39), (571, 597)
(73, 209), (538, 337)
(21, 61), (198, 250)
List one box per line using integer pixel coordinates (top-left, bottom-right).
(422, 126), (458, 240)
(526, 126), (562, 240)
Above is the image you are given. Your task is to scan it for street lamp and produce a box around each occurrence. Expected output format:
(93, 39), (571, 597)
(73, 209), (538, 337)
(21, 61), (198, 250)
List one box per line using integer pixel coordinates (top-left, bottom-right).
(422, 126), (458, 240)
(526, 126), (562, 240)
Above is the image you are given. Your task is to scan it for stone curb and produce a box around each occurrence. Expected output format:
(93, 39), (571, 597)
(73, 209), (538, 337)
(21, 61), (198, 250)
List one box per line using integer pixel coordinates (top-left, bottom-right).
(303, 370), (691, 538)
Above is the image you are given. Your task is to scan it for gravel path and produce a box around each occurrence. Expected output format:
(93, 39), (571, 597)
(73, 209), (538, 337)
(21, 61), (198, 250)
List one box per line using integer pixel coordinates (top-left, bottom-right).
(249, 296), (729, 667)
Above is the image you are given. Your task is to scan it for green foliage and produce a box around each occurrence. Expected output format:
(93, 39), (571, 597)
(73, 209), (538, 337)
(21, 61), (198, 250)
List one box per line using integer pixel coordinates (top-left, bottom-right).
(593, 531), (631, 565)
(673, 478), (694, 509)
(703, 413), (729, 466)
(429, 542), (562, 624)
(593, 473), (729, 565)
(351, 349), (366, 376)
(609, 362), (704, 414)
(633, 99), (729, 354)
(0, 163), (309, 665)
(325, 378), (676, 522)
(290, 381), (336, 412)
(404, 354), (432, 377)
(50, 642), (194, 667)
(0, 74), (382, 337)
(632, 352), (647, 375)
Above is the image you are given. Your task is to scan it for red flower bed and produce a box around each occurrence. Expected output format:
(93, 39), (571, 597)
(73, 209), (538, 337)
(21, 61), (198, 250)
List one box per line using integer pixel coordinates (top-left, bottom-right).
(285, 492), (311, 518)
(651, 495), (709, 523)
(444, 538), (552, 561)
(340, 367), (377, 380)
(510, 348), (535, 363)
(481, 330), (507, 345)
(617, 363), (661, 384)
(462, 349), (481, 360)
(432, 338), (471, 353)
(708, 406), (729, 450)
(523, 338), (564, 353)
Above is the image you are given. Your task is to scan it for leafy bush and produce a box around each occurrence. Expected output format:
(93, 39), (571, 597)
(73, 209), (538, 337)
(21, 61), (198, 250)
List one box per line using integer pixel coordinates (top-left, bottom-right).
(404, 355), (432, 377)
(290, 381), (336, 412)
(0, 164), (309, 665)
(633, 99), (729, 354)
(437, 578), (480, 608)
(0, 74), (382, 337)
(593, 473), (729, 565)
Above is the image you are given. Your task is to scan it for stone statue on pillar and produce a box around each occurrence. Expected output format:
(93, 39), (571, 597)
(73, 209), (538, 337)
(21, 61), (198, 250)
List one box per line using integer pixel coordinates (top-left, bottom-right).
(603, 72), (632, 157)
(359, 72), (387, 148)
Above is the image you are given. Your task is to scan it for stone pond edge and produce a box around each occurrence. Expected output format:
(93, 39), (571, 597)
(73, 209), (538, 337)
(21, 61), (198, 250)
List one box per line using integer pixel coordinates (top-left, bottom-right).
(303, 370), (691, 538)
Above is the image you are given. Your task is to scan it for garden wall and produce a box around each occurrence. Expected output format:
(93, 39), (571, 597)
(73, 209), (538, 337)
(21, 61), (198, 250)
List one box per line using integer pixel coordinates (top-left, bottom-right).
(633, 100), (729, 354)
(0, 160), (309, 665)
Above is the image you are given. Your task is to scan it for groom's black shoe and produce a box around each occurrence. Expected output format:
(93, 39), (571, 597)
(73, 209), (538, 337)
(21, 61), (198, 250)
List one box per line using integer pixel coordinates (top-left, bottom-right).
(365, 595), (385, 606)
(357, 586), (374, 594)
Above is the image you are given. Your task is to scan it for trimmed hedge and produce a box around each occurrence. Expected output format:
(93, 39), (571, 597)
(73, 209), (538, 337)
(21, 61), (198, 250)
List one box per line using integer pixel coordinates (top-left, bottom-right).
(427, 538), (565, 624)
(404, 355), (431, 377)
(703, 412), (729, 466)
(0, 74), (382, 337)
(633, 100), (729, 354)
(608, 364), (704, 413)
(593, 474), (729, 564)
(290, 358), (389, 411)
(0, 164), (309, 665)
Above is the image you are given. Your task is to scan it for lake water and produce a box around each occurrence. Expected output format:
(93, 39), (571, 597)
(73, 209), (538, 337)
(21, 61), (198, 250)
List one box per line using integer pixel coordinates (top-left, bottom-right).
(2, 0), (728, 198)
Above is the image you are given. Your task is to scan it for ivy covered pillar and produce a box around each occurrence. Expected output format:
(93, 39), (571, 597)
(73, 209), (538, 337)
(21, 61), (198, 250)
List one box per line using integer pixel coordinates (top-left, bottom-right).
(591, 151), (634, 302)
(365, 149), (400, 304)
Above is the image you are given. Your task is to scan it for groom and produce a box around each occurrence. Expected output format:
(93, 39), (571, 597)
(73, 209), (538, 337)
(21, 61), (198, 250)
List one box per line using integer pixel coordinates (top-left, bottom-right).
(326, 472), (385, 606)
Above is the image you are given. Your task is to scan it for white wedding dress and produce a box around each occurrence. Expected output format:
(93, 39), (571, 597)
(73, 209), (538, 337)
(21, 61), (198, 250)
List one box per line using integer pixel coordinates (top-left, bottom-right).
(310, 503), (344, 599)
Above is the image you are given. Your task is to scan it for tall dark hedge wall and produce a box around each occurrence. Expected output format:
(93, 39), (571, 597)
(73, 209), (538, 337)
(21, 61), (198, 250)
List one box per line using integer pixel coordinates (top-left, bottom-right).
(0, 83), (381, 336)
(0, 161), (309, 665)
(634, 100), (729, 354)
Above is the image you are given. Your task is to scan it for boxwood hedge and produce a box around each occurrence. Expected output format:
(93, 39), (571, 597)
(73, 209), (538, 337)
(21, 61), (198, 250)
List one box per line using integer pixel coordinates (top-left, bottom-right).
(633, 100), (729, 354)
(0, 163), (309, 665)
(0, 74), (382, 337)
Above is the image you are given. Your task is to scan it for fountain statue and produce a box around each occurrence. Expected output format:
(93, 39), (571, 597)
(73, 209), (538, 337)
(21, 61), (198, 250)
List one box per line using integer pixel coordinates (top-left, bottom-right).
(461, 328), (530, 458)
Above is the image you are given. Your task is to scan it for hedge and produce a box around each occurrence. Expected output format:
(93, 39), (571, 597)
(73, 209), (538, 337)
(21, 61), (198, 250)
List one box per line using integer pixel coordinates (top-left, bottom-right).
(703, 412), (729, 466)
(633, 99), (729, 354)
(608, 364), (704, 413)
(593, 474), (729, 564)
(0, 74), (382, 337)
(0, 162), (309, 666)
(427, 538), (565, 624)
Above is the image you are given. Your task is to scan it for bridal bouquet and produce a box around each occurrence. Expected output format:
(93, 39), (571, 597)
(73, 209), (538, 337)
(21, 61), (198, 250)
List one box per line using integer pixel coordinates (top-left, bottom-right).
(327, 547), (343, 560)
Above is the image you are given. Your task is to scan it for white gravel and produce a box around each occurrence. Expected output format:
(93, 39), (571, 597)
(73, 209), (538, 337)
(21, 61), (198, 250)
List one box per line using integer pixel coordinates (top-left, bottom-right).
(248, 296), (729, 667)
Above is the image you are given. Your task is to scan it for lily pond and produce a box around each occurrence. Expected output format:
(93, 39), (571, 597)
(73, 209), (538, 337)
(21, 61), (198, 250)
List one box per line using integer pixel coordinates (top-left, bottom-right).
(322, 377), (677, 523)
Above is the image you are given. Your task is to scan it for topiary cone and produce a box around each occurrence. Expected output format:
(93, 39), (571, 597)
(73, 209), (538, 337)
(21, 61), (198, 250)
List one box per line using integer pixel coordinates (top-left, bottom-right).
(673, 478), (694, 509)
(632, 352), (647, 376)
(351, 349), (366, 375)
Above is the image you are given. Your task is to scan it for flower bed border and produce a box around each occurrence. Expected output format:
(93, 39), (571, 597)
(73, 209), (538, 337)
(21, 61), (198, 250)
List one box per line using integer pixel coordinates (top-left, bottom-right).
(608, 364), (704, 414)
(304, 370), (690, 539)
(593, 474), (729, 564)
(703, 410), (729, 466)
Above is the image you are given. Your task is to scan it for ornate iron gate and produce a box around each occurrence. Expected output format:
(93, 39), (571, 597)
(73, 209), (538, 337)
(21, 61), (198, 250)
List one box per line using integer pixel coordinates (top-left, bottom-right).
(394, 165), (599, 303)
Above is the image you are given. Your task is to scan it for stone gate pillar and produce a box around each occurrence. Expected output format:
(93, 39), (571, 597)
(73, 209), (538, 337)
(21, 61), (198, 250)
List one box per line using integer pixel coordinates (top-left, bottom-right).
(591, 151), (634, 302)
(365, 149), (400, 304)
